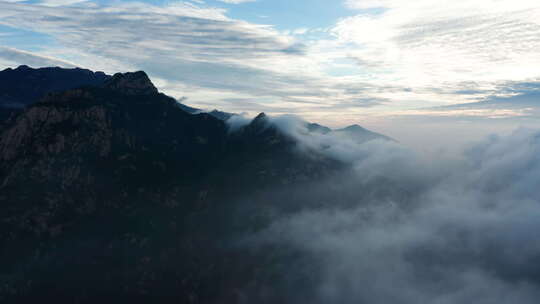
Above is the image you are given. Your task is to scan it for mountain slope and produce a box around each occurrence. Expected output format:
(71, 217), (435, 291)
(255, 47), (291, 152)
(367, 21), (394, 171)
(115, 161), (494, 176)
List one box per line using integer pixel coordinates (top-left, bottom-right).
(0, 71), (228, 218)
(0, 69), (345, 303)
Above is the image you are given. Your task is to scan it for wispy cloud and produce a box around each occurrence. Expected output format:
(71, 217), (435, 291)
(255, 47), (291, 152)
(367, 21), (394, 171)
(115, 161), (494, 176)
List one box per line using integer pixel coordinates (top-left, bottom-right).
(0, 2), (310, 100)
(217, 0), (256, 4)
(0, 0), (539, 130)
(0, 46), (76, 68)
(337, 0), (540, 95)
(0, 1), (389, 121)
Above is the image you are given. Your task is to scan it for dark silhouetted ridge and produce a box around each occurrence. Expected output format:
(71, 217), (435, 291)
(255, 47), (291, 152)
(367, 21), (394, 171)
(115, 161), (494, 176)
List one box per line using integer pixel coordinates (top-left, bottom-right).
(0, 66), (369, 303)
(0, 65), (110, 108)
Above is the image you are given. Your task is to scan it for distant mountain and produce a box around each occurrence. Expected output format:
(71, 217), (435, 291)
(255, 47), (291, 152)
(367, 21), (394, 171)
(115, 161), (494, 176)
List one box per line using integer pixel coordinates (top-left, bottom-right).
(304, 122), (390, 143)
(177, 102), (235, 121)
(176, 102), (201, 113)
(0, 65), (111, 128)
(334, 124), (393, 143)
(306, 122), (332, 134)
(0, 65), (110, 108)
(208, 109), (234, 121)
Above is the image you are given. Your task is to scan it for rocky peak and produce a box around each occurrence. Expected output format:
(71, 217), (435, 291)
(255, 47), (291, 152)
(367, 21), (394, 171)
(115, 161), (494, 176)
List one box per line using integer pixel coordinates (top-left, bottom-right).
(254, 112), (267, 119)
(251, 112), (268, 125)
(241, 112), (271, 134)
(103, 71), (158, 95)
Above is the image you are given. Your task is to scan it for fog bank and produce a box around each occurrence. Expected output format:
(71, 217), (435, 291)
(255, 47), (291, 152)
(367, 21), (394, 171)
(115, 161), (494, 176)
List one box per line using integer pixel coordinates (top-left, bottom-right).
(241, 116), (540, 303)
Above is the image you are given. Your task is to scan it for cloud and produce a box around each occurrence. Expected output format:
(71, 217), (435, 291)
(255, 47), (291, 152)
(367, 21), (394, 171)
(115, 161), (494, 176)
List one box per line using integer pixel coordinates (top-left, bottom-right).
(337, 0), (540, 89)
(389, 81), (540, 120)
(0, 46), (76, 68)
(0, 1), (401, 123)
(217, 0), (256, 4)
(0, 1), (340, 113)
(37, 0), (90, 7)
(0, 0), (539, 133)
(225, 113), (252, 132)
(242, 124), (540, 303)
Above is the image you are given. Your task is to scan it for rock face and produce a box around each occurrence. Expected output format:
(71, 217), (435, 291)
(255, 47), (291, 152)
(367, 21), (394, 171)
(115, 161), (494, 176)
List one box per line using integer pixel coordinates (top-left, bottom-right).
(0, 68), (342, 303)
(104, 71), (158, 95)
(0, 72), (229, 206)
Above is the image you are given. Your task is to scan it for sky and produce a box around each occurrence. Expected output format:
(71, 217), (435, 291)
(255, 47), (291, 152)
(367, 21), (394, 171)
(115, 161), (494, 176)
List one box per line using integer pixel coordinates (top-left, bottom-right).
(1, 0), (540, 149)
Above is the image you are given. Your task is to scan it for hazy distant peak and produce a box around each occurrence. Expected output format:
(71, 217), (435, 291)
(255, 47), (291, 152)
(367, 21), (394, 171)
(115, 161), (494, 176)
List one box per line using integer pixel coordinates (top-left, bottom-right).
(306, 123), (332, 134)
(339, 124), (368, 132)
(104, 71), (158, 95)
(0, 65), (111, 118)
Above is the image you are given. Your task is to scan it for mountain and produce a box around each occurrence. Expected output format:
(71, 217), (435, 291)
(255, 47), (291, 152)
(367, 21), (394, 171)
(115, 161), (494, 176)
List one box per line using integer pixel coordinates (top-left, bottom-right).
(208, 109), (234, 121)
(177, 102), (201, 114)
(303, 122), (390, 143)
(103, 71), (158, 95)
(334, 124), (393, 143)
(0, 66), (396, 303)
(0, 71), (227, 199)
(177, 102), (235, 121)
(0, 65), (234, 131)
(306, 122), (332, 134)
(0, 65), (111, 128)
(0, 65), (110, 108)
(0, 68), (346, 302)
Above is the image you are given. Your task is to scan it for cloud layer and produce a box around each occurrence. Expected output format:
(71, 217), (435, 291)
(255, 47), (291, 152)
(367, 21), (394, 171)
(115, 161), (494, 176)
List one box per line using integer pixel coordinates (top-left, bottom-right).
(242, 119), (540, 303)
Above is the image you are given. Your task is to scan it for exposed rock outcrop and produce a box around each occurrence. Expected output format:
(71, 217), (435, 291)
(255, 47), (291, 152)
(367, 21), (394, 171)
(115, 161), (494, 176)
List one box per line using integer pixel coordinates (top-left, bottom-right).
(104, 71), (158, 95)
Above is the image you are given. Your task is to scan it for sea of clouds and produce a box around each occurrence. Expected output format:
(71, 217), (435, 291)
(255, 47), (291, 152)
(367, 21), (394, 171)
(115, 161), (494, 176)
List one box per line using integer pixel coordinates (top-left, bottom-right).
(235, 115), (540, 304)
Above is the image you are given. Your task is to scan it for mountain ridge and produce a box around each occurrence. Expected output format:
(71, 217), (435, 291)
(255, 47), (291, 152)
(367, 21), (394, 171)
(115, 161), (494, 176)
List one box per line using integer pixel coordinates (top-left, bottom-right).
(0, 66), (390, 303)
(0, 65), (389, 143)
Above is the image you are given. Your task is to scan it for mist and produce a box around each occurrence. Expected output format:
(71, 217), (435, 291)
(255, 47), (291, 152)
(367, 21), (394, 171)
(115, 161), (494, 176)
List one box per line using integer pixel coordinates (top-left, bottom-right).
(234, 115), (540, 303)
(366, 115), (540, 154)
